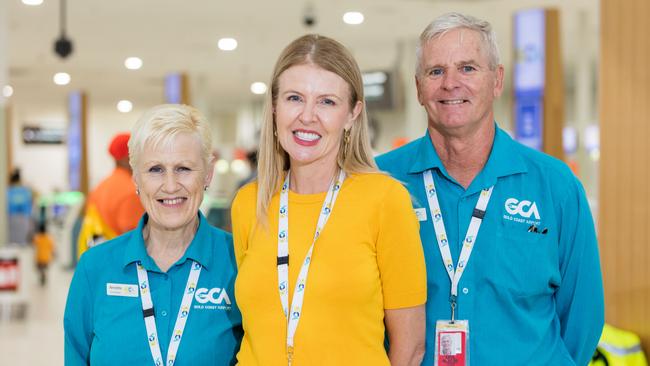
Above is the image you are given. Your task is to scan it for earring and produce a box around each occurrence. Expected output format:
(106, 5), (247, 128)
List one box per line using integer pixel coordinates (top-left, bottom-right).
(204, 186), (208, 192)
(135, 187), (140, 195)
(342, 129), (351, 161)
(273, 126), (281, 151)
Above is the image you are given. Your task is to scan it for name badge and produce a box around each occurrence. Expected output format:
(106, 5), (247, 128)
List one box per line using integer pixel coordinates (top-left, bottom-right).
(435, 320), (469, 365)
(414, 208), (427, 221)
(106, 283), (139, 297)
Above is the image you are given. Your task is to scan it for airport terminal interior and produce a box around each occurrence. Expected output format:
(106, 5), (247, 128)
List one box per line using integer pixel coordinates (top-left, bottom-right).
(1, 0), (649, 364)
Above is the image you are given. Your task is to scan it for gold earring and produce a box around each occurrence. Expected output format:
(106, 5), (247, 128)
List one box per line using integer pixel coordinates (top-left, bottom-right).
(273, 126), (281, 151)
(342, 129), (351, 161)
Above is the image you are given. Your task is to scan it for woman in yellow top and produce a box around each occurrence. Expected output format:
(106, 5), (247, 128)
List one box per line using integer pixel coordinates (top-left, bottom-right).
(231, 34), (427, 366)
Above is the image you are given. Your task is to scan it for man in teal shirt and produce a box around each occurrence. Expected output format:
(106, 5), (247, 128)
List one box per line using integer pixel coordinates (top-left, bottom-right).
(377, 12), (604, 365)
(64, 213), (242, 365)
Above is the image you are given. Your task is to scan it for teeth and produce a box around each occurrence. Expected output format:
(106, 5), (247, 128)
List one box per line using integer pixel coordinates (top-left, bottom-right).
(294, 131), (320, 141)
(162, 198), (184, 205)
(441, 99), (465, 105)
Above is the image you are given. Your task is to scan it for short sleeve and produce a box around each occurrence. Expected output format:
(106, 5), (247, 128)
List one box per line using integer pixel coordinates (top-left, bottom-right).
(376, 180), (427, 309)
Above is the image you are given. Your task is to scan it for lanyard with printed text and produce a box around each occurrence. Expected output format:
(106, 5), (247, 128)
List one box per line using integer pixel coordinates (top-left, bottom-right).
(423, 169), (493, 321)
(136, 260), (202, 366)
(277, 169), (345, 365)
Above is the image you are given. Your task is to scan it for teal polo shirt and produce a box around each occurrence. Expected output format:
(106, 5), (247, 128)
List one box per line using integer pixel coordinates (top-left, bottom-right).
(64, 212), (242, 366)
(377, 125), (604, 366)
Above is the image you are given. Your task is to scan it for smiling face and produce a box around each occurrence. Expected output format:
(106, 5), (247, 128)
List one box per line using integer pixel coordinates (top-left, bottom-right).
(416, 28), (504, 136)
(274, 63), (362, 171)
(133, 132), (212, 232)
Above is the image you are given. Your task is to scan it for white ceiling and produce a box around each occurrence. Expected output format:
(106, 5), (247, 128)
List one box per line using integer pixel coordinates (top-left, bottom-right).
(5, 0), (599, 113)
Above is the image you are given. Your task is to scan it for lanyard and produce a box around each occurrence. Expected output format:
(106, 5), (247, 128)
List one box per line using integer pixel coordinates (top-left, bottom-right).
(277, 169), (345, 365)
(136, 260), (202, 366)
(422, 170), (493, 321)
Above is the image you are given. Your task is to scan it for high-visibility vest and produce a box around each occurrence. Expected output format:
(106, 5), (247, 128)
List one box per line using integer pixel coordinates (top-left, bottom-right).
(76, 203), (117, 258)
(590, 324), (648, 366)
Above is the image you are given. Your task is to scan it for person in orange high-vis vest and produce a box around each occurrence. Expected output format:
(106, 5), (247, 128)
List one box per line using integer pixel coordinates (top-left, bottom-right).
(77, 133), (144, 257)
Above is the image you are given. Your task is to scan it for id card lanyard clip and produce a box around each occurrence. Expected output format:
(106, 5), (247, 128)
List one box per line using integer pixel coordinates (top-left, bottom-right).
(450, 295), (457, 323)
(277, 170), (345, 365)
(423, 170), (493, 320)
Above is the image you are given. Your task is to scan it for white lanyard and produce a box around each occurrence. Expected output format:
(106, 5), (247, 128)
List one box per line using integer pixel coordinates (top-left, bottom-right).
(277, 169), (345, 365)
(423, 170), (493, 321)
(136, 260), (202, 366)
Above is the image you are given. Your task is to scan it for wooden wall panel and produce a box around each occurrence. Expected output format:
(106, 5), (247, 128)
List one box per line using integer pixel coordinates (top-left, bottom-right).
(543, 9), (565, 160)
(600, 0), (650, 353)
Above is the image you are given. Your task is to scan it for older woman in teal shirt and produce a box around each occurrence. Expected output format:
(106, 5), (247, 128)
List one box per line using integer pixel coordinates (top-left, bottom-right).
(64, 104), (241, 365)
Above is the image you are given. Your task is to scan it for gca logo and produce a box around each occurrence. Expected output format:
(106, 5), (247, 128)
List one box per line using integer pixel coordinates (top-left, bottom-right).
(505, 198), (540, 220)
(194, 288), (232, 305)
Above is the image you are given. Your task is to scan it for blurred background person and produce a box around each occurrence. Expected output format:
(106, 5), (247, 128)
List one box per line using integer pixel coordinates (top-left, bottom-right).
(7, 167), (34, 245)
(77, 133), (144, 257)
(64, 104), (242, 365)
(231, 34), (426, 366)
(33, 204), (55, 286)
(236, 150), (258, 189)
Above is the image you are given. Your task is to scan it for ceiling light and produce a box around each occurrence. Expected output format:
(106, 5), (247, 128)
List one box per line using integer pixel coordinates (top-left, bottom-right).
(218, 38), (238, 51)
(124, 57), (143, 70)
(250, 82), (267, 95)
(53, 72), (71, 85)
(230, 159), (248, 175)
(22, 0), (43, 5)
(117, 100), (133, 113)
(2, 85), (14, 98)
(343, 11), (364, 25)
(215, 159), (230, 174)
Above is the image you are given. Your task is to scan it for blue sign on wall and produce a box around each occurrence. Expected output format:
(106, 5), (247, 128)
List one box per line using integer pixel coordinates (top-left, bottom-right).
(514, 9), (546, 151)
(165, 73), (183, 104)
(68, 91), (83, 191)
(514, 93), (543, 150)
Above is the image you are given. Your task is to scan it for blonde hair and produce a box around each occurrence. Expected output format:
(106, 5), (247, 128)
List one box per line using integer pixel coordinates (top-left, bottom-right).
(256, 34), (377, 224)
(128, 104), (213, 173)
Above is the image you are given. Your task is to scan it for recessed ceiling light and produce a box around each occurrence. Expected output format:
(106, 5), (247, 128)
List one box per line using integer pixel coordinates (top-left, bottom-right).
(124, 57), (143, 70)
(215, 159), (230, 174)
(218, 38), (238, 51)
(250, 82), (267, 95)
(230, 159), (248, 175)
(117, 100), (133, 113)
(2, 85), (14, 98)
(343, 11), (364, 25)
(53, 72), (71, 85)
(22, 0), (43, 6)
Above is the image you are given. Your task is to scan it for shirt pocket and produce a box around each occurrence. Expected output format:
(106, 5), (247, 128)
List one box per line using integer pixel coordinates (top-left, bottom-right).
(489, 225), (559, 298)
(93, 294), (147, 361)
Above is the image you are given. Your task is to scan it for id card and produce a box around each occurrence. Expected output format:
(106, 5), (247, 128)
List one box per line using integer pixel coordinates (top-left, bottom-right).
(434, 320), (469, 366)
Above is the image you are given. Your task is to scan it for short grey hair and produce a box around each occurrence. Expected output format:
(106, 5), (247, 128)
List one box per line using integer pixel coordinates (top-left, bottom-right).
(415, 12), (500, 75)
(128, 104), (213, 171)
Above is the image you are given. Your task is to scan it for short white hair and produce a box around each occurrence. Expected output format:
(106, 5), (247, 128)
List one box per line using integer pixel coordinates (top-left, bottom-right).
(416, 12), (500, 75)
(128, 104), (212, 171)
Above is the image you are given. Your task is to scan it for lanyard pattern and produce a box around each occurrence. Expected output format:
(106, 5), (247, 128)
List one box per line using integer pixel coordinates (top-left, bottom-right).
(423, 170), (493, 312)
(136, 260), (202, 366)
(277, 169), (345, 364)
